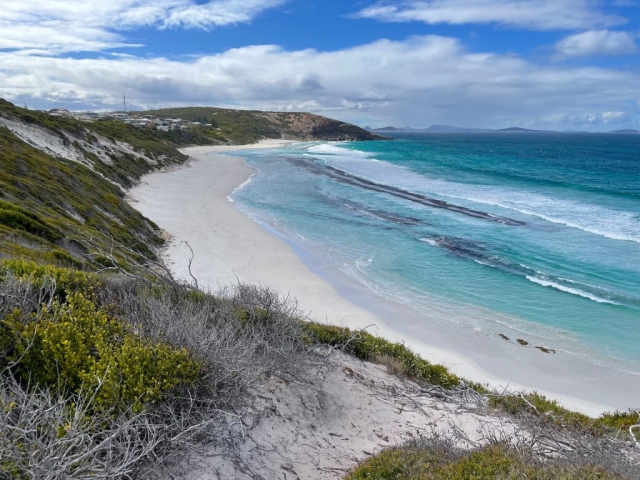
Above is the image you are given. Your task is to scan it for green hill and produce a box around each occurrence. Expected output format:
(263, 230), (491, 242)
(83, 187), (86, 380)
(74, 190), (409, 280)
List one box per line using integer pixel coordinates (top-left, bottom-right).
(145, 106), (386, 143)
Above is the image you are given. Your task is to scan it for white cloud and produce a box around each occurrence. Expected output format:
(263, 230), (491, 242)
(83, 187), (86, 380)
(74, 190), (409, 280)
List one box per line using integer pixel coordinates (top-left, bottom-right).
(353, 0), (626, 31)
(555, 30), (637, 58)
(0, 0), (287, 53)
(602, 111), (628, 123)
(161, 0), (286, 29)
(1, 35), (638, 130)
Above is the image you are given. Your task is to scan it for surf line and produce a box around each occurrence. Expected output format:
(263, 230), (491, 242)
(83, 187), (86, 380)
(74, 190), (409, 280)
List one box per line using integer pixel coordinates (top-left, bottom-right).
(287, 156), (526, 226)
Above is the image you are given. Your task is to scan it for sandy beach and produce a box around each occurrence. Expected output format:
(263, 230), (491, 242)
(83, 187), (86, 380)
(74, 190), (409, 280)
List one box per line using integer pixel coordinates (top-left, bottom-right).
(130, 141), (639, 417)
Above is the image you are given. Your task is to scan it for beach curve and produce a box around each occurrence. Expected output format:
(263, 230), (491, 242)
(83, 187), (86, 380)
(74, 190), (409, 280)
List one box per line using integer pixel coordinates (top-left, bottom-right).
(128, 141), (638, 417)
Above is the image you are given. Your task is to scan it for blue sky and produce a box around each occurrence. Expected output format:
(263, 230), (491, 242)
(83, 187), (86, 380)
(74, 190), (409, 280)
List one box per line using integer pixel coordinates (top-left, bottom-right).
(1, 0), (639, 130)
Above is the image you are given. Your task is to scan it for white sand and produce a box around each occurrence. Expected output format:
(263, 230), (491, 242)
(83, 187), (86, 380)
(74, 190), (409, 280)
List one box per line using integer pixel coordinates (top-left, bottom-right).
(129, 141), (639, 417)
(181, 351), (516, 479)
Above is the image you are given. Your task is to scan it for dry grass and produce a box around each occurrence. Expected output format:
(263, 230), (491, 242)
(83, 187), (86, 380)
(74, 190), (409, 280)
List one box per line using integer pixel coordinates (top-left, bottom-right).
(373, 353), (405, 377)
(0, 267), (319, 478)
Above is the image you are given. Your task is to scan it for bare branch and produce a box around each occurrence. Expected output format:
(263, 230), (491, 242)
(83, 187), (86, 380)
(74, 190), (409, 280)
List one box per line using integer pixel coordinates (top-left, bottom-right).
(182, 241), (199, 290)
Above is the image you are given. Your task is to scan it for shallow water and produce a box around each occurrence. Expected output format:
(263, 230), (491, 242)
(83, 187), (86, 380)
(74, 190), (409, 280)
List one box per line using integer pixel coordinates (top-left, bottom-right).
(231, 133), (640, 375)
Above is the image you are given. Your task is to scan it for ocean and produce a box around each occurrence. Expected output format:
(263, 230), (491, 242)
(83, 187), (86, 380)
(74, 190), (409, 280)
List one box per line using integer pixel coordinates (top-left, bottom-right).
(230, 133), (640, 376)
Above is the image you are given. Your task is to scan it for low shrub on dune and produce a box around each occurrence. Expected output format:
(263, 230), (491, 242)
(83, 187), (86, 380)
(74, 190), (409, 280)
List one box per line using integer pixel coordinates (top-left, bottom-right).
(0, 260), (313, 478)
(346, 439), (628, 480)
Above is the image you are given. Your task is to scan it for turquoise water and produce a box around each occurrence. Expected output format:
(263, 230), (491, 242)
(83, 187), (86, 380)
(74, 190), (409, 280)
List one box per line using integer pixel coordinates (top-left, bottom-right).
(232, 134), (640, 373)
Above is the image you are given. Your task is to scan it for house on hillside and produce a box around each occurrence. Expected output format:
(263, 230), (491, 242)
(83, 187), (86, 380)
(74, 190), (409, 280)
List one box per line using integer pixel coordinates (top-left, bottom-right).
(109, 113), (130, 121)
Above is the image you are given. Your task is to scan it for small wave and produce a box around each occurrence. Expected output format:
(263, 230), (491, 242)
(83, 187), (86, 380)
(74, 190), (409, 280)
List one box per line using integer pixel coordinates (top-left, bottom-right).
(419, 235), (628, 306)
(419, 237), (439, 247)
(228, 173), (257, 203)
(525, 276), (621, 305)
(232, 172), (256, 193)
(308, 143), (374, 158)
(356, 255), (375, 270)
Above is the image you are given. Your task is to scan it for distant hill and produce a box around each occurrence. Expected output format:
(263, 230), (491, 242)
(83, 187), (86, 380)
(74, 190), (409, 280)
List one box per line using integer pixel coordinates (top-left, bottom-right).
(497, 127), (545, 133)
(146, 107), (386, 142)
(370, 126), (405, 132)
(362, 124), (626, 134)
(609, 129), (639, 134)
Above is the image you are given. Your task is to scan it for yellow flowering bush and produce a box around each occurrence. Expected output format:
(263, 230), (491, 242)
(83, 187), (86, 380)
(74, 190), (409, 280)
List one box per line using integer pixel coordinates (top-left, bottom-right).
(8, 292), (200, 413)
(0, 259), (98, 296)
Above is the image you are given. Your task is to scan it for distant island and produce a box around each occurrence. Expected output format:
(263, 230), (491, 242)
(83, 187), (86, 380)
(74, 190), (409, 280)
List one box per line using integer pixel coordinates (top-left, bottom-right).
(365, 125), (640, 134)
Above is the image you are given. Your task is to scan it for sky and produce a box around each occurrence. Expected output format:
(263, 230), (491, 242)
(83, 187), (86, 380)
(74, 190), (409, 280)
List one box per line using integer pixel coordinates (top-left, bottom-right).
(0, 0), (639, 130)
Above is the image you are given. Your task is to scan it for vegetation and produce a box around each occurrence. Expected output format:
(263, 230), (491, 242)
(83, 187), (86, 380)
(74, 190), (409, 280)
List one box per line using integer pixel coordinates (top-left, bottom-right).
(305, 323), (462, 389)
(489, 392), (640, 439)
(0, 128), (161, 268)
(7, 292), (200, 413)
(0, 99), (636, 478)
(0, 260), (312, 478)
(345, 438), (630, 479)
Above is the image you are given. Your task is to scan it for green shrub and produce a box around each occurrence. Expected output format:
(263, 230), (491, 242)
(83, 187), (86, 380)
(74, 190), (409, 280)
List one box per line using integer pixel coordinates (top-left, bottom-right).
(0, 259), (97, 296)
(489, 393), (640, 439)
(345, 443), (625, 479)
(0, 208), (61, 242)
(305, 323), (461, 389)
(6, 292), (200, 413)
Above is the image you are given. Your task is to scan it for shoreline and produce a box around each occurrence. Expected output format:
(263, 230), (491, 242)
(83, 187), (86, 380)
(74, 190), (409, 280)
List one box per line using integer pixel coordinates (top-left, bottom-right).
(129, 141), (638, 417)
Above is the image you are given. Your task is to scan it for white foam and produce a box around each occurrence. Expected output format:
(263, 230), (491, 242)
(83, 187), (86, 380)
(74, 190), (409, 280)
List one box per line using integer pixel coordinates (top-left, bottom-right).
(418, 237), (439, 247)
(525, 276), (620, 305)
(308, 143), (375, 158)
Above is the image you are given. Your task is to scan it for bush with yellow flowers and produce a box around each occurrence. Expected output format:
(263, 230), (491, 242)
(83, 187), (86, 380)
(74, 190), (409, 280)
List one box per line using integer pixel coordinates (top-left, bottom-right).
(0, 259), (99, 296)
(7, 292), (201, 413)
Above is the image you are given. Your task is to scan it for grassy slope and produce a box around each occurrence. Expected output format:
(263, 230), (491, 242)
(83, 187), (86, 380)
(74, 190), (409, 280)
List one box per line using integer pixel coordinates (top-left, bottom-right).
(306, 324), (639, 439)
(0, 100), (192, 268)
(345, 442), (627, 479)
(0, 127), (164, 267)
(0, 99), (188, 188)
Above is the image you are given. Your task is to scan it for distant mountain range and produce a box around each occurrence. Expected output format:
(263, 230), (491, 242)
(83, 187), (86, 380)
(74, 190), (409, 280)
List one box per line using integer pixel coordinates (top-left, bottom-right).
(364, 125), (640, 134)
